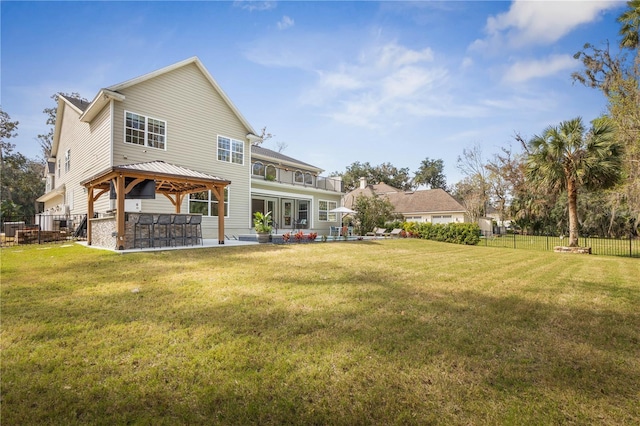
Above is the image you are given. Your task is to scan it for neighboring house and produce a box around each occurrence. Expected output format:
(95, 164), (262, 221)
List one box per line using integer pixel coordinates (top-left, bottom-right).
(37, 57), (343, 246)
(344, 177), (468, 224)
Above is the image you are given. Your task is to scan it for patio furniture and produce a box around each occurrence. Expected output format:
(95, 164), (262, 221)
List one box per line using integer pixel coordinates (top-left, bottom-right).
(154, 214), (172, 247)
(187, 214), (203, 245)
(330, 226), (340, 237)
(172, 215), (188, 247)
(134, 214), (154, 248)
(390, 228), (403, 238)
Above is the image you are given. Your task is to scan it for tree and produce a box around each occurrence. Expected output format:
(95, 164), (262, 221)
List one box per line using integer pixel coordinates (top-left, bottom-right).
(331, 161), (412, 191)
(618, 0), (640, 49)
(456, 144), (490, 219)
(413, 157), (447, 190)
(572, 1), (640, 231)
(352, 193), (397, 236)
(1, 107), (19, 163)
(525, 117), (622, 247)
(37, 92), (86, 160)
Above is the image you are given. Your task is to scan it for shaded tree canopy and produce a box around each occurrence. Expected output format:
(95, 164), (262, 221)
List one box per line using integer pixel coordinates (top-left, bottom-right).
(331, 161), (412, 192)
(413, 157), (447, 190)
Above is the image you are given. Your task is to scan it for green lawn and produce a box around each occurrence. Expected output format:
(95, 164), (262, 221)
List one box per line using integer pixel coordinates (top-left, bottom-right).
(2, 240), (639, 425)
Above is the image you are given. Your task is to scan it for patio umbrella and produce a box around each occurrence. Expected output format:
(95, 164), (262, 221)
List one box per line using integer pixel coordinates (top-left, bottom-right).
(329, 206), (356, 214)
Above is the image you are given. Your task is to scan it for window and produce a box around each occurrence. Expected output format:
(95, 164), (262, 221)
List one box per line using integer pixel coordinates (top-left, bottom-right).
(265, 164), (277, 181)
(57, 159), (61, 178)
(304, 172), (313, 185)
(252, 162), (265, 176)
(64, 149), (71, 173)
(295, 170), (304, 183)
(318, 200), (337, 222)
(189, 188), (229, 217)
(218, 136), (243, 165)
(125, 111), (166, 150)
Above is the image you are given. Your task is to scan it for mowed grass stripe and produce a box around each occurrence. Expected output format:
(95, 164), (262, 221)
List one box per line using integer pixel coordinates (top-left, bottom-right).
(1, 240), (639, 425)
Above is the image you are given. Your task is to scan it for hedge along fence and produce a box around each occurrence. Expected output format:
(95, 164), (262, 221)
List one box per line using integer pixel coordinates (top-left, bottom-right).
(386, 221), (481, 245)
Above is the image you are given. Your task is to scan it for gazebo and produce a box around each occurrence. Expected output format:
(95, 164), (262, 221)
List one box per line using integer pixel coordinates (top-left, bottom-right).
(81, 161), (230, 250)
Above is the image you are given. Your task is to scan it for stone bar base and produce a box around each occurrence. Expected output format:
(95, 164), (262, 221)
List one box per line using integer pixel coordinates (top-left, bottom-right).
(554, 246), (592, 254)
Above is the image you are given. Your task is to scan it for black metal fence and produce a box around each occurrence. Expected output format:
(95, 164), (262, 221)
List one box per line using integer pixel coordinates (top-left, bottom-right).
(1, 214), (88, 247)
(480, 232), (639, 258)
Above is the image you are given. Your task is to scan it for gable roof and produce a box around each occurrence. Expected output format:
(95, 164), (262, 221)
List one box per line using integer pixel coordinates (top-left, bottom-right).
(80, 160), (230, 194)
(344, 184), (465, 214)
(104, 57), (257, 136)
(385, 189), (466, 214)
(251, 145), (322, 173)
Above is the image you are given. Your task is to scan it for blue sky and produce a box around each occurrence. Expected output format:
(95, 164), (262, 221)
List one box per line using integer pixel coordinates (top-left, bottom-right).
(1, 1), (626, 185)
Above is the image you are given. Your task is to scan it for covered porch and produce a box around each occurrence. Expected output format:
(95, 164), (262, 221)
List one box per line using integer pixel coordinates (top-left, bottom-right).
(81, 161), (230, 250)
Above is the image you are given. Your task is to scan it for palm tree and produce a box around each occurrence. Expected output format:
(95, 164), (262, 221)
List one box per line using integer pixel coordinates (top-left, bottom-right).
(525, 117), (622, 247)
(618, 0), (640, 50)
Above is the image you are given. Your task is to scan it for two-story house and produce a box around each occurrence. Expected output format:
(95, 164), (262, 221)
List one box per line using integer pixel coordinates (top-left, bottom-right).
(37, 57), (343, 249)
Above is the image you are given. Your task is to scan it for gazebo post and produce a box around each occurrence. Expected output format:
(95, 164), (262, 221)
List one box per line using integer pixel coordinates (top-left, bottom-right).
(87, 186), (94, 245)
(211, 186), (225, 244)
(116, 174), (126, 250)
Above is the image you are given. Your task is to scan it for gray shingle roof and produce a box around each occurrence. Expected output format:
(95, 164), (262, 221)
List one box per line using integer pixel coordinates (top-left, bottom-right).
(251, 145), (320, 171)
(61, 95), (91, 112)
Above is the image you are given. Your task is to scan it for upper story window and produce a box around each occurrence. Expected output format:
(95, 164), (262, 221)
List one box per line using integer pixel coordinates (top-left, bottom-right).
(295, 170), (304, 183)
(305, 172), (313, 185)
(265, 164), (276, 181)
(218, 136), (243, 165)
(125, 111), (166, 150)
(64, 149), (71, 173)
(57, 159), (61, 178)
(252, 162), (265, 176)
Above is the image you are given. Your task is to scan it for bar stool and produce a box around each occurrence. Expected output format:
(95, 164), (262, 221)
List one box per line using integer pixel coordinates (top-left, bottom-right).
(187, 214), (203, 245)
(172, 215), (187, 247)
(134, 214), (154, 248)
(154, 214), (172, 247)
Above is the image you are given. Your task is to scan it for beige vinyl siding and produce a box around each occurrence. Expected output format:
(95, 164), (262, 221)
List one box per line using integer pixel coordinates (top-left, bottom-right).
(251, 180), (342, 234)
(47, 102), (112, 215)
(111, 62), (252, 235)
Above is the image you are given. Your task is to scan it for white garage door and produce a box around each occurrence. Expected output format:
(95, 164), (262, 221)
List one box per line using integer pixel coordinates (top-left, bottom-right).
(432, 215), (453, 224)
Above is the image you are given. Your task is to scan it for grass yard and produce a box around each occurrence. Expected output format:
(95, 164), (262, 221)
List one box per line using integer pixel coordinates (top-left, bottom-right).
(1, 240), (639, 425)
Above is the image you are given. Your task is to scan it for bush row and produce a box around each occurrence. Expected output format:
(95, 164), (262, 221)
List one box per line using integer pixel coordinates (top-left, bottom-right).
(385, 221), (481, 245)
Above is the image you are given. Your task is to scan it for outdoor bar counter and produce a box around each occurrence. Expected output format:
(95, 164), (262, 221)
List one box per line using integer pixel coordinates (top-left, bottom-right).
(89, 212), (202, 250)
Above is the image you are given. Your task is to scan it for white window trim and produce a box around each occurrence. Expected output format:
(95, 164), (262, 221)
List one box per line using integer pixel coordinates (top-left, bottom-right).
(124, 110), (167, 151)
(318, 199), (338, 222)
(217, 135), (244, 165)
(64, 149), (71, 173)
(188, 187), (230, 218)
(252, 161), (265, 177)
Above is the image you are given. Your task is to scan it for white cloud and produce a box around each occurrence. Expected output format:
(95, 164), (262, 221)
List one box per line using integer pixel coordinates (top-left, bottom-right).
(472, 0), (619, 51)
(233, 1), (276, 12)
(277, 16), (294, 30)
(301, 41), (457, 127)
(502, 54), (578, 83)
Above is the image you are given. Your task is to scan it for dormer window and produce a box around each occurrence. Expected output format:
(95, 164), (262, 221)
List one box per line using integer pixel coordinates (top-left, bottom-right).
(125, 111), (166, 150)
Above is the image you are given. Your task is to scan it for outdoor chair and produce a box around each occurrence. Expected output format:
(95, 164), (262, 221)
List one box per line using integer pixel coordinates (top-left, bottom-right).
(172, 215), (188, 247)
(329, 226), (340, 237)
(187, 215), (203, 245)
(134, 214), (154, 248)
(390, 228), (403, 238)
(154, 214), (172, 247)
(375, 227), (390, 238)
